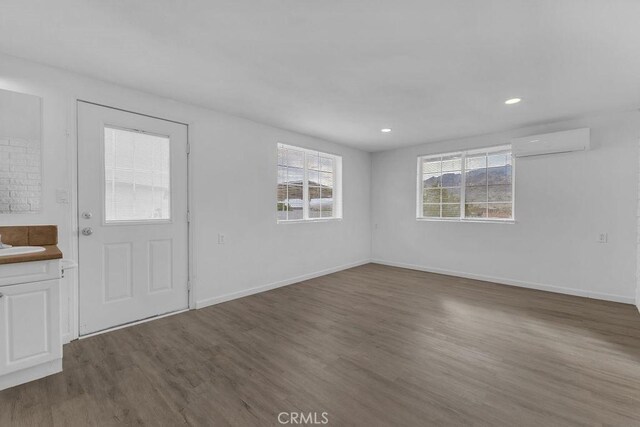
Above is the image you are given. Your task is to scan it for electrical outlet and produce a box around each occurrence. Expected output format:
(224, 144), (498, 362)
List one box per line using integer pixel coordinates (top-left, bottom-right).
(218, 233), (225, 244)
(597, 233), (608, 244)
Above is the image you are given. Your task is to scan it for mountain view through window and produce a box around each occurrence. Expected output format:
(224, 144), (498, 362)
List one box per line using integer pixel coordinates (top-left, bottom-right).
(420, 146), (513, 220)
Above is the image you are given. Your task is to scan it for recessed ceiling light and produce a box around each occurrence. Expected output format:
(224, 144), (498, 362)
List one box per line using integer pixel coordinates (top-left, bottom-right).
(505, 98), (522, 105)
(381, 128), (392, 133)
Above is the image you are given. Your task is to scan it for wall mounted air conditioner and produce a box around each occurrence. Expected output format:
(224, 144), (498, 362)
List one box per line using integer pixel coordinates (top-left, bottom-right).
(511, 128), (590, 158)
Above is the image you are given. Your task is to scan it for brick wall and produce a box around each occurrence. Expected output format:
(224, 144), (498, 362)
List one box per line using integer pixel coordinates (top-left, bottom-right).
(0, 88), (42, 214)
(0, 137), (41, 213)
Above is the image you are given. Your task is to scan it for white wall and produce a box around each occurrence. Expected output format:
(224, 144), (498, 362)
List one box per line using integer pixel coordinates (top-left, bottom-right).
(372, 111), (640, 304)
(637, 137), (640, 311)
(0, 52), (372, 340)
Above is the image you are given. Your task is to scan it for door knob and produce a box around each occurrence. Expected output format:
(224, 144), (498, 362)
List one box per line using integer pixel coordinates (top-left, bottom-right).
(81, 227), (93, 236)
(82, 211), (93, 219)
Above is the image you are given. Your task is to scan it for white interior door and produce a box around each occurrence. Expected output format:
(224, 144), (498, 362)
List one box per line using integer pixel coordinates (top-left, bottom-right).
(77, 102), (189, 336)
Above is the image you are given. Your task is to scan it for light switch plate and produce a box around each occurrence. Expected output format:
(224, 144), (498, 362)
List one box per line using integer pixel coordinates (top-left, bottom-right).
(55, 189), (69, 204)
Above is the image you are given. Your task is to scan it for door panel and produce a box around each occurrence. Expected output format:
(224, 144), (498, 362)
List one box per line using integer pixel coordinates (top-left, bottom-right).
(103, 242), (133, 302)
(148, 239), (173, 293)
(78, 102), (188, 336)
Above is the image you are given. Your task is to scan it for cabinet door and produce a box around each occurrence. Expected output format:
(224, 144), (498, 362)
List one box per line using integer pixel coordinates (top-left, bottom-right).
(0, 280), (61, 375)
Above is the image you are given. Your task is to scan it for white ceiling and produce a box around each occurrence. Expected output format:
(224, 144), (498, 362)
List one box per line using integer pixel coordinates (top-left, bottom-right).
(1, 0), (639, 151)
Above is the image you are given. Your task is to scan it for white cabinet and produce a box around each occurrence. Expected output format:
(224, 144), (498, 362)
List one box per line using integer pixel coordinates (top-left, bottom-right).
(0, 259), (61, 287)
(0, 260), (62, 391)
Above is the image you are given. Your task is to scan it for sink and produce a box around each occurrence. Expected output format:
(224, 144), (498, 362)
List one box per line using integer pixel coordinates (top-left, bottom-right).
(0, 246), (46, 256)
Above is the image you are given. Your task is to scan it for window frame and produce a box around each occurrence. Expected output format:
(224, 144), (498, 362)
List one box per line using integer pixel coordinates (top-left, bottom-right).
(416, 144), (515, 223)
(277, 143), (343, 223)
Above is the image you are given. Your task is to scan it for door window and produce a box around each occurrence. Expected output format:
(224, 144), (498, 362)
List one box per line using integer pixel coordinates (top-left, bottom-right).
(104, 126), (171, 222)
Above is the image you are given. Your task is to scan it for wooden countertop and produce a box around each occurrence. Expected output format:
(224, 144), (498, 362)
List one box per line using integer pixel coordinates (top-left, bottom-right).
(0, 245), (63, 265)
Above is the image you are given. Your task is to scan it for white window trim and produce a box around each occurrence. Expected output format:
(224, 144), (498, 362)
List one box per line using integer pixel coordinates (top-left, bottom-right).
(277, 143), (343, 223)
(416, 144), (515, 223)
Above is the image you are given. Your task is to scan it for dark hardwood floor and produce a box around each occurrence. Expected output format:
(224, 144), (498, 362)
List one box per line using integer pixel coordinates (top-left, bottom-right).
(2, 263), (640, 426)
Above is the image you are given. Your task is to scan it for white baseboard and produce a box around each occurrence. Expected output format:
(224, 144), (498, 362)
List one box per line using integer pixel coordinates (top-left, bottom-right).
(195, 259), (370, 309)
(195, 258), (635, 309)
(371, 259), (636, 305)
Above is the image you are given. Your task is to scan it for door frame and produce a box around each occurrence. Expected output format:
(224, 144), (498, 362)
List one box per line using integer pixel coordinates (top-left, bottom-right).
(74, 100), (194, 339)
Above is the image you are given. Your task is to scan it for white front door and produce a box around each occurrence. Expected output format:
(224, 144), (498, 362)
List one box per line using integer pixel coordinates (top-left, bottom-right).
(77, 102), (189, 336)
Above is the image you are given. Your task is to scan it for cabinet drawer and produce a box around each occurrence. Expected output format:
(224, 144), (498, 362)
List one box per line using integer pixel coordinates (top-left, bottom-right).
(0, 260), (61, 287)
(0, 279), (62, 376)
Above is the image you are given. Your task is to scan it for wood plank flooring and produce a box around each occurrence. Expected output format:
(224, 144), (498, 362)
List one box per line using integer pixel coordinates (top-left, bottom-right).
(1, 263), (640, 426)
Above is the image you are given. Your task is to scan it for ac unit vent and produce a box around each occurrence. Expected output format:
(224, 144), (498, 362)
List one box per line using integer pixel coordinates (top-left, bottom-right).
(512, 128), (590, 158)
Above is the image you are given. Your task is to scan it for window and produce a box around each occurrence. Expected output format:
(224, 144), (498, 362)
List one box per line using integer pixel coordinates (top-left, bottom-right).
(418, 145), (513, 221)
(277, 143), (342, 222)
(104, 126), (171, 222)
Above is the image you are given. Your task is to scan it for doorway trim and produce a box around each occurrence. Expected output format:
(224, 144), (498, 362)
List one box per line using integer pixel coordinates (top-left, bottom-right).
(74, 99), (194, 338)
